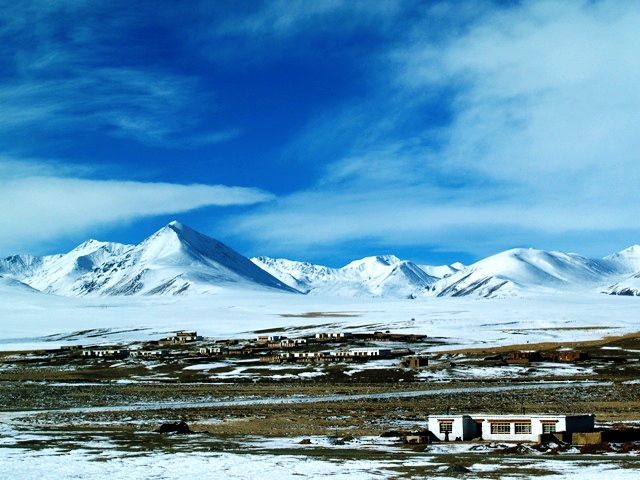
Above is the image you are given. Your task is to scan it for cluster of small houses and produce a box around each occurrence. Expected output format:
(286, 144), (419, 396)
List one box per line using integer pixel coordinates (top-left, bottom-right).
(76, 331), (203, 359)
(69, 330), (598, 370)
(61, 331), (640, 447)
(73, 330), (431, 366)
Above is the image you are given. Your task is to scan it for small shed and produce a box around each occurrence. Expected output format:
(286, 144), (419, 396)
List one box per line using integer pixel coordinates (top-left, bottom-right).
(402, 356), (429, 368)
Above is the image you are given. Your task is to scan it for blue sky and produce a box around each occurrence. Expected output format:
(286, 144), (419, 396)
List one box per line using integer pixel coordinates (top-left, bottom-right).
(1, 0), (639, 267)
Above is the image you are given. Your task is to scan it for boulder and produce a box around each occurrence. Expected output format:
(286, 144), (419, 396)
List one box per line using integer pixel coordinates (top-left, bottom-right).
(157, 421), (192, 434)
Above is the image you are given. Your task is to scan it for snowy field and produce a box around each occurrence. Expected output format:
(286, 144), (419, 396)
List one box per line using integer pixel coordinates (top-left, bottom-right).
(2, 289), (639, 479)
(0, 287), (637, 351)
(2, 446), (638, 480)
(2, 448), (640, 480)
(2, 424), (640, 480)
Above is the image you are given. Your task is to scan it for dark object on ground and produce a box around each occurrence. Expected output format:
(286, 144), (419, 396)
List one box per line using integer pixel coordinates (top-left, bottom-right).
(444, 464), (471, 473)
(579, 442), (613, 454)
(157, 421), (192, 434)
(299, 438), (312, 444)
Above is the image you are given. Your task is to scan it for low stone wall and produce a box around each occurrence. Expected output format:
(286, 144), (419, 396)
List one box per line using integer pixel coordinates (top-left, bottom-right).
(573, 429), (640, 445)
(572, 432), (602, 445)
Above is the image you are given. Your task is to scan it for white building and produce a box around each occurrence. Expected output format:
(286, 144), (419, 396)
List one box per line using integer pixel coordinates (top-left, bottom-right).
(280, 338), (311, 348)
(199, 346), (229, 355)
(346, 347), (391, 358)
(133, 349), (169, 358)
(315, 332), (353, 340)
(81, 348), (129, 359)
(427, 414), (595, 442)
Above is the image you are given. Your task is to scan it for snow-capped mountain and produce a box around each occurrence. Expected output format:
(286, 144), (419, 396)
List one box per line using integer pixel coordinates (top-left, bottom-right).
(599, 245), (640, 296)
(1, 222), (638, 299)
(252, 255), (445, 298)
(418, 262), (464, 279)
(602, 245), (640, 273)
(429, 247), (640, 298)
(255, 247), (640, 299)
(0, 222), (296, 297)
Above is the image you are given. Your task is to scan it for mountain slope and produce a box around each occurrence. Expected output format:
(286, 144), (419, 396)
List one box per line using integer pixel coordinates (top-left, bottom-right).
(601, 246), (640, 296)
(0, 222), (297, 297)
(0, 275), (40, 294)
(419, 262), (463, 279)
(602, 245), (640, 273)
(252, 255), (441, 298)
(429, 248), (621, 298)
(606, 272), (640, 296)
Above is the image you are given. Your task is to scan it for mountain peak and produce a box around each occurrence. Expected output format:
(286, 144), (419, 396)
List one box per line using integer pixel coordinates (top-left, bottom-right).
(167, 220), (188, 233)
(0, 221), (297, 297)
(603, 244), (640, 273)
(342, 255), (401, 271)
(157, 221), (213, 249)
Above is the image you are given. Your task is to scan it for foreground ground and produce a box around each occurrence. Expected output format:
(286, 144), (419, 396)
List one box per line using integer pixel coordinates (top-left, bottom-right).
(2, 330), (640, 479)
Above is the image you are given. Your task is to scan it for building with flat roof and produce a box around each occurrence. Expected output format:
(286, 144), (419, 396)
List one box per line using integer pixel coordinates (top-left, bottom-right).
(427, 414), (595, 442)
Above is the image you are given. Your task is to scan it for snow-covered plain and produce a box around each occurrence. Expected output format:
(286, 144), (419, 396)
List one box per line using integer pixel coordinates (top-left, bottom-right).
(1, 284), (637, 351)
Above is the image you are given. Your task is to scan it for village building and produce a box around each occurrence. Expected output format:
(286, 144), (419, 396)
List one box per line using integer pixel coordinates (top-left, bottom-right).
(131, 349), (169, 358)
(509, 351), (544, 363)
(404, 432), (432, 444)
(401, 356), (429, 368)
(548, 350), (589, 362)
(199, 346), (230, 355)
(279, 338), (313, 348)
(260, 352), (295, 363)
(257, 335), (283, 343)
(339, 347), (392, 358)
(81, 348), (130, 359)
(260, 347), (392, 364)
(315, 332), (353, 341)
(427, 414), (595, 443)
(60, 345), (83, 351)
(158, 331), (202, 346)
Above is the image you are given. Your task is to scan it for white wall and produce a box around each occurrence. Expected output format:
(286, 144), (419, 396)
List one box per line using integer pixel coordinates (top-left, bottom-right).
(427, 415), (467, 441)
(428, 414), (594, 443)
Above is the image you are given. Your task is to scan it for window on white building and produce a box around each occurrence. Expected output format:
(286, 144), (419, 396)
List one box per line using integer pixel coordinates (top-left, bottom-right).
(439, 422), (453, 434)
(490, 423), (511, 434)
(542, 423), (557, 434)
(515, 423), (532, 434)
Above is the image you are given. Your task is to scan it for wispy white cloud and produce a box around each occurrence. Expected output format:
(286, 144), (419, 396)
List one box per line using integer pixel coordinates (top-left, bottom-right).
(0, 1), (235, 149)
(201, 0), (403, 66)
(0, 70), (201, 144)
(216, 0), (399, 39)
(229, 0), (640, 260)
(0, 159), (274, 256)
(402, 0), (640, 208)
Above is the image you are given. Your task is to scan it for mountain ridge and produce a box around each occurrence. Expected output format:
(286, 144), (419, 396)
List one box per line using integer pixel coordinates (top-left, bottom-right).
(251, 255), (441, 298)
(0, 222), (638, 299)
(0, 221), (296, 297)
